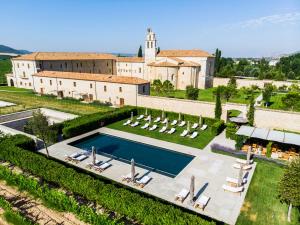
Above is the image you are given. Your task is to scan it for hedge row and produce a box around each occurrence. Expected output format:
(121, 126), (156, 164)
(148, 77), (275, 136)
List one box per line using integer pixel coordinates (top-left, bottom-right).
(62, 107), (136, 138)
(0, 137), (215, 225)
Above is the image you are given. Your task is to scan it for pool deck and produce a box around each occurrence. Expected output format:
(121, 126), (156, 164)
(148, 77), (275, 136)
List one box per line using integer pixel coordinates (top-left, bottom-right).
(42, 127), (256, 225)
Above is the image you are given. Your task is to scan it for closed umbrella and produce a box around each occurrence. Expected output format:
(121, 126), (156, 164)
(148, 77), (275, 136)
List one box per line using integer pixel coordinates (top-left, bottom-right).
(178, 113), (181, 121)
(145, 108), (148, 116)
(162, 110), (165, 119)
(190, 175), (195, 202)
(149, 115), (151, 125)
(166, 119), (168, 129)
(238, 166), (244, 187)
(199, 115), (202, 126)
(92, 146), (96, 165)
(131, 158), (135, 182)
(131, 111), (133, 121)
(187, 121), (190, 133)
(247, 146), (252, 165)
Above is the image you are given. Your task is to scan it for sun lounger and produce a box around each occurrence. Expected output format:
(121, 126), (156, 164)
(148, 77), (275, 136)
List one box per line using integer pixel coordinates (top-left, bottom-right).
(233, 163), (252, 170)
(178, 121), (186, 127)
(123, 120), (131, 126)
(200, 124), (208, 130)
(144, 115), (151, 121)
(226, 177), (247, 186)
(171, 120), (178, 126)
(175, 189), (189, 203)
(236, 158), (254, 165)
(161, 118), (168, 124)
(122, 173), (135, 182)
(135, 176), (152, 188)
(149, 124), (158, 131)
(73, 154), (88, 163)
(194, 195), (210, 210)
(136, 115), (144, 120)
(95, 162), (111, 172)
(65, 152), (81, 161)
(131, 121), (139, 127)
(141, 123), (150, 129)
(222, 184), (244, 195)
(159, 126), (167, 133)
(86, 160), (101, 168)
(180, 129), (188, 137)
(167, 127), (176, 134)
(190, 131), (198, 139)
(154, 117), (161, 123)
(192, 123), (199, 129)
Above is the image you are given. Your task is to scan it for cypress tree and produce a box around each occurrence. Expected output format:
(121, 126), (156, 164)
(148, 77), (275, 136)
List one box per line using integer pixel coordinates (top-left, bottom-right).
(215, 87), (222, 119)
(157, 47), (160, 54)
(214, 48), (222, 74)
(137, 45), (143, 57)
(247, 94), (255, 126)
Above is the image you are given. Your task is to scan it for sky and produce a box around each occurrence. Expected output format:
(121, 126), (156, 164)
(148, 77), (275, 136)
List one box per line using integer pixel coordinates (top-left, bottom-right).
(1, 0), (300, 57)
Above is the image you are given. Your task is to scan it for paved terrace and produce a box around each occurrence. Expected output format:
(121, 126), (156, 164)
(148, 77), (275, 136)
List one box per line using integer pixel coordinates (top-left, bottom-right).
(42, 128), (256, 225)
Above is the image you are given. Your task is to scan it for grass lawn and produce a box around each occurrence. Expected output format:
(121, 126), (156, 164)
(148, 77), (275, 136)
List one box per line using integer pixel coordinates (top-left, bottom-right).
(264, 93), (300, 112)
(107, 117), (216, 149)
(0, 86), (113, 115)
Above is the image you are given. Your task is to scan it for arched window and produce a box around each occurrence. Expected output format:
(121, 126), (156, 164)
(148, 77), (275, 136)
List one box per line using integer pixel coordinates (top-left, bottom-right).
(171, 74), (174, 81)
(151, 42), (153, 48)
(147, 42), (149, 48)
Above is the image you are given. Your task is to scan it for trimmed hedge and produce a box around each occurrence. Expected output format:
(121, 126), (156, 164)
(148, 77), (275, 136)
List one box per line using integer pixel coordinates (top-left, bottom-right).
(226, 122), (238, 140)
(3, 134), (36, 151)
(0, 137), (215, 225)
(211, 120), (225, 136)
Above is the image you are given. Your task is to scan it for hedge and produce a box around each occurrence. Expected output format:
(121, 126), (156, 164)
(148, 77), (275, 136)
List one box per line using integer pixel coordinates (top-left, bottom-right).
(0, 137), (215, 225)
(225, 122), (238, 140)
(2, 134), (36, 151)
(211, 120), (225, 136)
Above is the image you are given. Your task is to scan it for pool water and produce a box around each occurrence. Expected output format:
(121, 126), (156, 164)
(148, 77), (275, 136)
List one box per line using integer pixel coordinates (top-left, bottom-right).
(70, 133), (194, 177)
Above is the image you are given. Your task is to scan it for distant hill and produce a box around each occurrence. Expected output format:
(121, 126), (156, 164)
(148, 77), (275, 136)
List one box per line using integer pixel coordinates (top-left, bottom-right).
(0, 45), (31, 55)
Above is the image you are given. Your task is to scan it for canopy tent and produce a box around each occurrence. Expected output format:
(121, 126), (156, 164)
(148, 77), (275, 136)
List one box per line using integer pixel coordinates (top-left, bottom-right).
(236, 125), (300, 147)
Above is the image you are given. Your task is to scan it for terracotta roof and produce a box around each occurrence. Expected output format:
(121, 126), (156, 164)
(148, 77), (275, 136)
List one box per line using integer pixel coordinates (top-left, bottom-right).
(117, 57), (144, 63)
(147, 61), (178, 67)
(157, 49), (213, 57)
(13, 52), (117, 61)
(148, 58), (200, 67)
(33, 71), (149, 85)
(169, 57), (201, 66)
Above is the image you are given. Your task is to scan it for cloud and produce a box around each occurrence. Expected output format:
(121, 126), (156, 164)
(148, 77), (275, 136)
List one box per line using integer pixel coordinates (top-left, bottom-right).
(226, 12), (300, 29)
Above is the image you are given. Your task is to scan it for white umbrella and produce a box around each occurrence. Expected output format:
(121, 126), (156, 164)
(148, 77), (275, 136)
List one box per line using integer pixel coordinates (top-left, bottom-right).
(92, 146), (96, 165)
(247, 146), (252, 165)
(131, 111), (133, 121)
(131, 158), (135, 182)
(190, 175), (195, 202)
(162, 110), (165, 119)
(187, 121), (190, 133)
(149, 115), (152, 125)
(178, 113), (181, 121)
(145, 108), (148, 116)
(238, 166), (244, 187)
(199, 115), (202, 125)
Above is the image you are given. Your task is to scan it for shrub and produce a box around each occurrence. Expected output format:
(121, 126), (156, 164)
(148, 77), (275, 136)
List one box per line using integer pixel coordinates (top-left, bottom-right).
(266, 141), (273, 158)
(6, 134), (36, 151)
(185, 85), (199, 100)
(226, 122), (238, 139)
(211, 120), (225, 135)
(235, 135), (246, 151)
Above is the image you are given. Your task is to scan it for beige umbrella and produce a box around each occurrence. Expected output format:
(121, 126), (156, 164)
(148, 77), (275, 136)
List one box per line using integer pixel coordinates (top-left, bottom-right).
(131, 158), (135, 182)
(162, 110), (165, 119)
(131, 111), (133, 121)
(178, 113), (181, 121)
(145, 108), (148, 116)
(92, 146), (96, 165)
(247, 146), (252, 165)
(190, 175), (195, 202)
(149, 115), (152, 125)
(238, 165), (244, 187)
(199, 115), (202, 126)
(187, 121), (190, 133)
(166, 119), (169, 129)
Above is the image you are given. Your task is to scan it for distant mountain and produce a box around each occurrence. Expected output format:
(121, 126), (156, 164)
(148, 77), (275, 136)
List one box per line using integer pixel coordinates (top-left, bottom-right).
(0, 45), (31, 54)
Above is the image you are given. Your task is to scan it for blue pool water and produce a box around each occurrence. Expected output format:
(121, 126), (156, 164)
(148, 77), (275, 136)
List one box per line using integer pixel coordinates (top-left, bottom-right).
(70, 133), (194, 177)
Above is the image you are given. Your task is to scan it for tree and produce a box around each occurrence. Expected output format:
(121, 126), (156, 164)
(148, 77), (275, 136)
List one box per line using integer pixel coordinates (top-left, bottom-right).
(214, 48), (222, 74)
(262, 84), (275, 106)
(157, 47), (160, 54)
(215, 87), (222, 119)
(152, 79), (163, 95)
(162, 80), (174, 96)
(185, 85), (199, 100)
(27, 109), (57, 157)
(228, 76), (237, 89)
(247, 94), (255, 126)
(137, 45), (143, 57)
(278, 157), (300, 222)
(281, 92), (300, 110)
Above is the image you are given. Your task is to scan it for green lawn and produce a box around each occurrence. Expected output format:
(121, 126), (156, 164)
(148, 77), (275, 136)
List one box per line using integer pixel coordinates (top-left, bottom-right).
(107, 117), (215, 149)
(0, 86), (113, 115)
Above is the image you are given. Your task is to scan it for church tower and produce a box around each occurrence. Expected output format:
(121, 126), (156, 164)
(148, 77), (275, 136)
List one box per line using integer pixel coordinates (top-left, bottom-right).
(144, 28), (157, 63)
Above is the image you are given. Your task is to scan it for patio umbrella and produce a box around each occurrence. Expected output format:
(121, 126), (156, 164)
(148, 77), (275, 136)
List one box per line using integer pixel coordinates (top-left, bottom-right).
(199, 115), (202, 125)
(131, 158), (135, 182)
(247, 146), (252, 165)
(238, 166), (244, 187)
(187, 121), (190, 133)
(131, 111), (133, 121)
(166, 119), (169, 129)
(92, 146), (96, 165)
(178, 113), (181, 121)
(190, 175), (195, 202)
(162, 110), (165, 119)
(145, 108), (148, 116)
(149, 115), (152, 125)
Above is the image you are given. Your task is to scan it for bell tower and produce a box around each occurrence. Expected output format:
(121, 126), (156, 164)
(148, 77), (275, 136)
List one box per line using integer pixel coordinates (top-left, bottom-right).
(145, 28), (157, 63)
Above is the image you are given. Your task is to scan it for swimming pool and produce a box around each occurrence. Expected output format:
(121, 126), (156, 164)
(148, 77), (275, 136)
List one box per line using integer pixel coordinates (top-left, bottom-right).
(70, 133), (194, 177)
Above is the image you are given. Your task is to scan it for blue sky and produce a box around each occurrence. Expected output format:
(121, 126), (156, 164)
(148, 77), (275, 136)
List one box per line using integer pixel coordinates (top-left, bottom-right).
(1, 0), (300, 57)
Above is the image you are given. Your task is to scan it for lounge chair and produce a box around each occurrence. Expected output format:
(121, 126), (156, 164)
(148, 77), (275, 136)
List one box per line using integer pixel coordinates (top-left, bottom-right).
(233, 163), (252, 170)
(167, 127), (176, 134)
(178, 121), (186, 127)
(122, 173), (136, 182)
(73, 154), (88, 163)
(159, 126), (167, 133)
(86, 160), (101, 168)
(95, 162), (111, 172)
(137, 115), (144, 120)
(135, 176), (152, 188)
(226, 177), (247, 186)
(194, 195), (210, 210)
(65, 152), (81, 161)
(123, 120), (131, 126)
(149, 124), (158, 131)
(171, 120), (177, 126)
(236, 158), (254, 165)
(144, 115), (151, 121)
(161, 118), (168, 124)
(190, 131), (198, 139)
(141, 123), (150, 129)
(222, 184), (244, 195)
(131, 121), (139, 127)
(175, 189), (189, 203)
(153, 117), (161, 123)
(180, 129), (188, 137)
(192, 123), (199, 129)
(200, 124), (208, 130)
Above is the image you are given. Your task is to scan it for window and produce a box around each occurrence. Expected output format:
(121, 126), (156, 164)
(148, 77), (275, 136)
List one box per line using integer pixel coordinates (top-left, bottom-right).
(93, 63), (95, 67)
(119, 87), (122, 92)
(80, 62), (82, 67)
(27, 64), (30, 69)
(65, 62), (67, 68)
(90, 83), (93, 88)
(99, 69), (101, 73)
(29, 82), (31, 86)
(60, 64), (63, 69)
(126, 64), (127, 67)
(107, 62), (109, 66)
(142, 85), (146, 93)
(40, 79), (43, 83)
(39, 63), (42, 69)
(76, 63), (79, 68)
(50, 64), (53, 69)
(73, 82), (76, 87)
(151, 42), (153, 48)
(139, 68), (142, 73)
(17, 63), (19, 68)
(104, 85), (107, 92)
(171, 74), (174, 81)
(90, 70), (92, 73)
(182, 72), (184, 75)
(59, 81), (62, 85)
(50, 80), (52, 86)
(20, 81), (23, 85)
(22, 71), (26, 77)
(147, 42), (149, 48)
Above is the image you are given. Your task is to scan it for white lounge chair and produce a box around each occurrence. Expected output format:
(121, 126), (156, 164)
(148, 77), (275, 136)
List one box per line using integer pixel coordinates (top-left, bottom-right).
(236, 158), (254, 165)
(178, 121), (186, 127)
(131, 121), (139, 127)
(190, 131), (198, 139)
(200, 124), (208, 130)
(167, 127), (176, 134)
(65, 152), (81, 161)
(192, 123), (199, 129)
(171, 120), (178, 126)
(141, 123), (150, 129)
(86, 160), (101, 168)
(161, 118), (168, 124)
(122, 173), (136, 182)
(180, 130), (188, 137)
(194, 195), (210, 210)
(149, 124), (158, 131)
(136, 115), (144, 120)
(222, 184), (244, 195)
(123, 120), (131, 126)
(144, 115), (151, 121)
(73, 154), (88, 163)
(175, 189), (189, 203)
(96, 162), (111, 172)
(159, 126), (167, 133)
(135, 176), (152, 188)
(233, 163), (252, 170)
(153, 117), (161, 123)
(226, 177), (247, 186)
